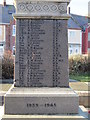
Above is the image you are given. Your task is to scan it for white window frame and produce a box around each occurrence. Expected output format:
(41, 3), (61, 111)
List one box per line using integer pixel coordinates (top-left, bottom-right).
(12, 25), (16, 36)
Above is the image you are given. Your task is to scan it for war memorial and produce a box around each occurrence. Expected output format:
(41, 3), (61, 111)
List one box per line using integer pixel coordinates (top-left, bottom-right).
(2, 0), (88, 119)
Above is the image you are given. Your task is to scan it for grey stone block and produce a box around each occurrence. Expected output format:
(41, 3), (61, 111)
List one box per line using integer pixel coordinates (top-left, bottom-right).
(2, 106), (88, 120)
(15, 19), (69, 87)
(0, 93), (4, 106)
(5, 87), (79, 115)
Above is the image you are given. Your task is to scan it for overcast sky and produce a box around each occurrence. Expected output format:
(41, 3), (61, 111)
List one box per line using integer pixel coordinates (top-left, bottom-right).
(0, 0), (89, 16)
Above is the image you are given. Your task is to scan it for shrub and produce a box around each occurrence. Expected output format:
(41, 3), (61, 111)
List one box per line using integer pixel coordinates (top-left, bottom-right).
(69, 54), (89, 75)
(1, 50), (14, 79)
(0, 51), (89, 79)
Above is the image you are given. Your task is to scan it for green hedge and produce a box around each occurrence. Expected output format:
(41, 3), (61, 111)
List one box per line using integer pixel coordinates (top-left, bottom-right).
(69, 55), (89, 75)
(0, 52), (89, 79)
(1, 51), (14, 79)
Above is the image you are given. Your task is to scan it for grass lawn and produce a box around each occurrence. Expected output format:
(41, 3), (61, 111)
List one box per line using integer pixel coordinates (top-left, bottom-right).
(69, 74), (90, 82)
(0, 84), (12, 91)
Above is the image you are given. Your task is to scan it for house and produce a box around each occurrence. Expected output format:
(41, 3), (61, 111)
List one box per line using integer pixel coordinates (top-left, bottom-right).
(8, 14), (89, 56)
(81, 1), (90, 54)
(88, 1), (90, 53)
(68, 14), (88, 55)
(0, 1), (89, 56)
(0, 0), (15, 55)
(9, 19), (16, 52)
(68, 14), (82, 55)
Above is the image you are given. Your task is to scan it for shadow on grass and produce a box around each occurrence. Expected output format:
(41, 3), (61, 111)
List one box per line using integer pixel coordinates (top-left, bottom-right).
(69, 73), (90, 82)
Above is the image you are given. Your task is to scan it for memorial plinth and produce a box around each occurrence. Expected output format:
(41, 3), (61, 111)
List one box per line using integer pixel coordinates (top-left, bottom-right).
(5, 88), (79, 115)
(2, 0), (87, 120)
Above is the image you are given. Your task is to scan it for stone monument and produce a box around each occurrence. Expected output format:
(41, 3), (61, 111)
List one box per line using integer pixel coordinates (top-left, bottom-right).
(2, 0), (87, 119)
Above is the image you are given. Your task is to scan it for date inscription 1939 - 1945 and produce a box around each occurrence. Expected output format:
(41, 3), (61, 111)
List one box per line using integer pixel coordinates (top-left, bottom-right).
(27, 103), (56, 108)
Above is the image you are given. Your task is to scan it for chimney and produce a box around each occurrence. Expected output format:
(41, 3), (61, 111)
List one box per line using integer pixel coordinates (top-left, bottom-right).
(68, 7), (70, 14)
(3, 0), (6, 6)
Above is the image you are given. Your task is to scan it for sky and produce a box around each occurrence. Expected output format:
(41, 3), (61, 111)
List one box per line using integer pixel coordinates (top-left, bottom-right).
(0, 0), (89, 16)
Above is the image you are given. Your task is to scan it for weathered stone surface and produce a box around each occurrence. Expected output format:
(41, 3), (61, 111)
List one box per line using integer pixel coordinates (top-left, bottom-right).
(76, 91), (90, 107)
(14, 0), (71, 16)
(13, 0), (71, 19)
(15, 19), (69, 87)
(5, 88), (79, 115)
(17, 2), (67, 14)
(0, 93), (4, 106)
(2, 106), (88, 120)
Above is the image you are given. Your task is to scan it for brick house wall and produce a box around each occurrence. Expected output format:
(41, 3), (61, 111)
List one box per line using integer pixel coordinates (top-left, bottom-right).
(88, 26), (90, 52)
(82, 28), (88, 54)
(82, 25), (90, 54)
(3, 20), (16, 52)
(10, 20), (16, 51)
(5, 24), (10, 50)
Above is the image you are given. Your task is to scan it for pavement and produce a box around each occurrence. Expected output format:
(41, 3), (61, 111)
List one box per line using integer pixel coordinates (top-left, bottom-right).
(0, 80), (89, 120)
(69, 82), (89, 91)
(0, 106), (4, 120)
(0, 84), (12, 92)
(0, 81), (89, 92)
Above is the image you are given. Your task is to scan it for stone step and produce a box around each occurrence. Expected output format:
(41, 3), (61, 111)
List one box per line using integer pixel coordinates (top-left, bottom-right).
(2, 115), (88, 120)
(2, 106), (88, 120)
(4, 88), (79, 115)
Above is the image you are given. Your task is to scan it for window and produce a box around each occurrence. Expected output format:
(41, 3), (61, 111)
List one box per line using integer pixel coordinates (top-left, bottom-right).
(8, 6), (15, 14)
(12, 46), (15, 56)
(12, 25), (16, 36)
(70, 45), (72, 48)
(0, 27), (2, 35)
(88, 33), (90, 41)
(0, 44), (3, 46)
(69, 31), (75, 37)
(70, 50), (72, 54)
(76, 49), (78, 53)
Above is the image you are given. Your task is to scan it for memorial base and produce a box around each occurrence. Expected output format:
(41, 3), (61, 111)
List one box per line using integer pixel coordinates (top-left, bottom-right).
(0, 93), (4, 106)
(4, 87), (79, 115)
(2, 106), (88, 120)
